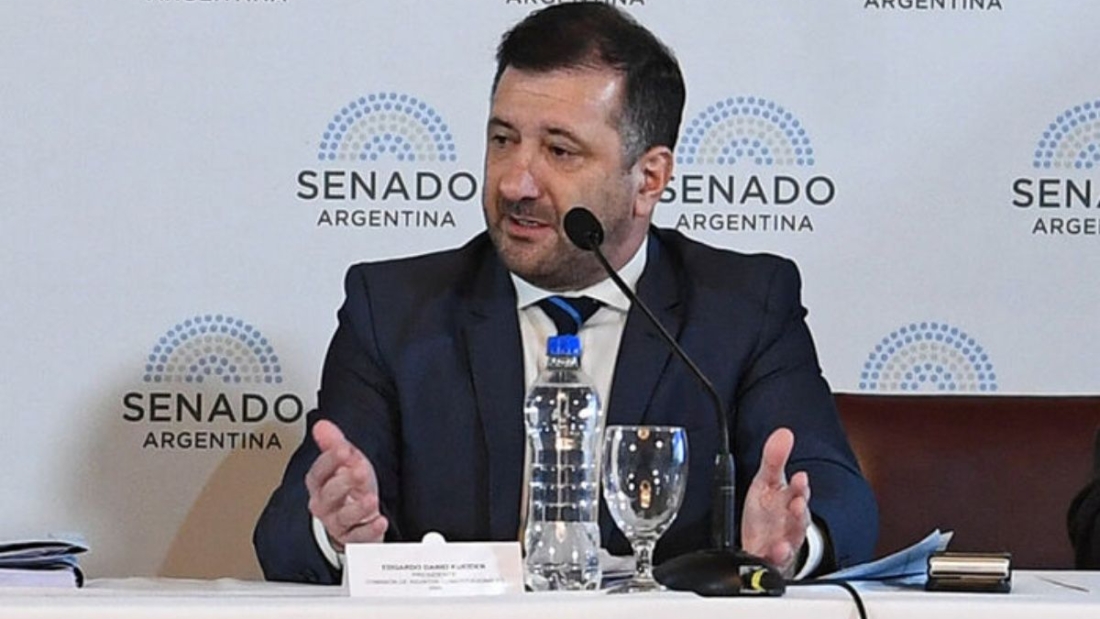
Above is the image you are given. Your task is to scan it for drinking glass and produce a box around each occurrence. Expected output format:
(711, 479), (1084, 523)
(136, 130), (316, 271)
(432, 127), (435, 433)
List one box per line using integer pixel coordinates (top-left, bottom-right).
(601, 425), (689, 593)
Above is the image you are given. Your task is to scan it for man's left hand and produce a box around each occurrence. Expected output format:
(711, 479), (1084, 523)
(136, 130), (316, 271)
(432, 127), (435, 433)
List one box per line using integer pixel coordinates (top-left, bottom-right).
(741, 427), (811, 577)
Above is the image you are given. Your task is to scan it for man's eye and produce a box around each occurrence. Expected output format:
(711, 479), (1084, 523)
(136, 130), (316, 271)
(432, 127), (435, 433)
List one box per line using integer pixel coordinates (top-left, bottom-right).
(549, 145), (575, 158)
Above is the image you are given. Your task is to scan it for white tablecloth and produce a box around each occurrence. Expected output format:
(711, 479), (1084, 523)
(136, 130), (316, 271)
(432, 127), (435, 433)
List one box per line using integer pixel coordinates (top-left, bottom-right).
(1, 571), (1098, 619)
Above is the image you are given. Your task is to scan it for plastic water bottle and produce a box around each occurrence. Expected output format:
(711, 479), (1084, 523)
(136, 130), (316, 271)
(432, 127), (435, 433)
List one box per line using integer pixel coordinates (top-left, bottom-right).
(523, 334), (603, 591)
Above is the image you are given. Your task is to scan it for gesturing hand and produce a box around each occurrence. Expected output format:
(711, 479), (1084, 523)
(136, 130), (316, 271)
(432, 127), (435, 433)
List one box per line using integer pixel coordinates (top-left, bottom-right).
(305, 419), (388, 550)
(740, 427), (811, 577)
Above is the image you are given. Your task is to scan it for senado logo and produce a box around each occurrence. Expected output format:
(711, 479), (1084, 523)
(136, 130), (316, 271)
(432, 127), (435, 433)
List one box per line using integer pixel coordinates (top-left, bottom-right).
(121, 314), (304, 450)
(1031, 100), (1100, 171)
(677, 96), (815, 167)
(1011, 98), (1100, 237)
(315, 93), (457, 164)
(667, 96), (835, 234)
(859, 322), (997, 392)
(140, 315), (283, 385)
(297, 92), (477, 229)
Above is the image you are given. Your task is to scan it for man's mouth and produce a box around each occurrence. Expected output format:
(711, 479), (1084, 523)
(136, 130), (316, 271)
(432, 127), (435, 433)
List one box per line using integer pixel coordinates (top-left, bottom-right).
(510, 213), (549, 228)
(500, 199), (558, 237)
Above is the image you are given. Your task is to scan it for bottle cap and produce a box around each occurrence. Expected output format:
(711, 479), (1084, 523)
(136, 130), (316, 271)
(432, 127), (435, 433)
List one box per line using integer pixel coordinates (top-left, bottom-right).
(547, 334), (581, 357)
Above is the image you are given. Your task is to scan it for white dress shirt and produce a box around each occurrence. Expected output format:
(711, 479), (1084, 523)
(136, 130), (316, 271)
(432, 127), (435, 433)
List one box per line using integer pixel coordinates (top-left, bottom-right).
(511, 240), (647, 413)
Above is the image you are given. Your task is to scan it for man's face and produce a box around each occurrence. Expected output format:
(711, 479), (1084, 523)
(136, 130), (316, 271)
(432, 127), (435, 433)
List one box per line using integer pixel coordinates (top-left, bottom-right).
(482, 66), (654, 291)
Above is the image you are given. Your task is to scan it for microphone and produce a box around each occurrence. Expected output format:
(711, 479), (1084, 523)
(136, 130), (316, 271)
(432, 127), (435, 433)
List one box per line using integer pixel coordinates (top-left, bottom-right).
(563, 207), (785, 597)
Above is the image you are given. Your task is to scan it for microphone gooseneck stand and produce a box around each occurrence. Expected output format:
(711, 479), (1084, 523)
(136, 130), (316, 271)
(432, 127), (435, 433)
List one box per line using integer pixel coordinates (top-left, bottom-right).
(562, 207), (785, 597)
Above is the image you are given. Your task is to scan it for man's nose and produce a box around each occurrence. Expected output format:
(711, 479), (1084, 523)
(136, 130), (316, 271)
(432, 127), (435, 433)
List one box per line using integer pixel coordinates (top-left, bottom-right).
(498, 155), (541, 202)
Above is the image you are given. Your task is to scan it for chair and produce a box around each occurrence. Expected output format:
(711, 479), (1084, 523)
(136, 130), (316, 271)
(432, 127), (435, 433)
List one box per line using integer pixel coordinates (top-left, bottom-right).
(1066, 428), (1100, 569)
(835, 394), (1100, 568)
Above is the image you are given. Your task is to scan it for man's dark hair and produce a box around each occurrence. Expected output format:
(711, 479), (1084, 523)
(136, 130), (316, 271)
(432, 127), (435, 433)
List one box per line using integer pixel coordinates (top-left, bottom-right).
(493, 4), (686, 167)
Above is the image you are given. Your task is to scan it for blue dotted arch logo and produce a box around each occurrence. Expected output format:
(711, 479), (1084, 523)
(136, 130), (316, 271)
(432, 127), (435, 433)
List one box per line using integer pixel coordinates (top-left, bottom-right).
(317, 92), (457, 163)
(677, 96), (814, 167)
(143, 315), (283, 385)
(860, 322), (997, 392)
(1032, 98), (1100, 170)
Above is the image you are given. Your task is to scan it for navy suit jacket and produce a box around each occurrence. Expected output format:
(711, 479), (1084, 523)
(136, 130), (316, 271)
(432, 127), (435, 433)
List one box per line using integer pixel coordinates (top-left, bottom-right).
(254, 228), (878, 583)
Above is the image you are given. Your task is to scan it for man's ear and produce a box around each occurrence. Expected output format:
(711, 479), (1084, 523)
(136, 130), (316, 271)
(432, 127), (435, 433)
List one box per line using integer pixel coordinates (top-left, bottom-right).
(633, 146), (674, 219)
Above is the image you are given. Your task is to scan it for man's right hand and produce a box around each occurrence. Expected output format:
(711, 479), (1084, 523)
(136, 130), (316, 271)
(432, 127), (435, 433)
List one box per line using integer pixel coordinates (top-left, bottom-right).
(305, 419), (388, 551)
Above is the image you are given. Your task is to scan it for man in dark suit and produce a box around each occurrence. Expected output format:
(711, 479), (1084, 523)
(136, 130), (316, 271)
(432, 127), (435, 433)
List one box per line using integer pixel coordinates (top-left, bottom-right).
(254, 4), (877, 584)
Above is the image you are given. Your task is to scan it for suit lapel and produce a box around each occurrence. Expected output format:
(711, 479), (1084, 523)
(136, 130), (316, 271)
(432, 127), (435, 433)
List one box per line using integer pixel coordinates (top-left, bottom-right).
(607, 234), (683, 427)
(461, 254), (525, 540)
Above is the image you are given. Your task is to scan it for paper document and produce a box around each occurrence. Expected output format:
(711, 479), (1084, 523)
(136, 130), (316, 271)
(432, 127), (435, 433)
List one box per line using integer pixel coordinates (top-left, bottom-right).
(0, 534), (89, 588)
(823, 529), (953, 583)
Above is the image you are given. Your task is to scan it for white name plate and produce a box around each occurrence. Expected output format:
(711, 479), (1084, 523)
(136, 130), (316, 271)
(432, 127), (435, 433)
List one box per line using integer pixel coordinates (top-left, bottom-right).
(345, 534), (524, 597)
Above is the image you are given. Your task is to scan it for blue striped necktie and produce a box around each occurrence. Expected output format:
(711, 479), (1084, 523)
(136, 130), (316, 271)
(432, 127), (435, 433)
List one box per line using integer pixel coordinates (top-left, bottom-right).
(536, 296), (603, 335)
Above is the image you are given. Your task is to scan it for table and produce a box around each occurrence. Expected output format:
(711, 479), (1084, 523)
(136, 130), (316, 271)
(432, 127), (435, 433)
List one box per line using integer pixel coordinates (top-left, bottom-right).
(1, 571), (1098, 619)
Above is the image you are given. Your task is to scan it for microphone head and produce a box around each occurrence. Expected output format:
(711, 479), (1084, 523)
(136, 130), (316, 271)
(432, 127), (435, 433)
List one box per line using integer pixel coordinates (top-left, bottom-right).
(564, 207), (604, 251)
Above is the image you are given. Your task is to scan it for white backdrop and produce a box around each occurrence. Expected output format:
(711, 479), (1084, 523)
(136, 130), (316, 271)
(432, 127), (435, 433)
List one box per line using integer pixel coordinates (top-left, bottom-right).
(2, 0), (1097, 579)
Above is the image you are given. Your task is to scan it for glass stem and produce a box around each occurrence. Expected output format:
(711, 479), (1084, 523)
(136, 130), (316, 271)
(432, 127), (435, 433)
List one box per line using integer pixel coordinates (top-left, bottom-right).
(633, 538), (657, 582)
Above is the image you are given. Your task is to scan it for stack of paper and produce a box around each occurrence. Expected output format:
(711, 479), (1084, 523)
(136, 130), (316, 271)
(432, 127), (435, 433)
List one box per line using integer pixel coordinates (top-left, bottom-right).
(822, 529), (954, 585)
(0, 535), (88, 588)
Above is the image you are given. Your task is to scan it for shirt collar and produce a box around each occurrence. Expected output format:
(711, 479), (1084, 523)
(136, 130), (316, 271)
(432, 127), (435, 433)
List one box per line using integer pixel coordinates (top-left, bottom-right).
(511, 236), (648, 314)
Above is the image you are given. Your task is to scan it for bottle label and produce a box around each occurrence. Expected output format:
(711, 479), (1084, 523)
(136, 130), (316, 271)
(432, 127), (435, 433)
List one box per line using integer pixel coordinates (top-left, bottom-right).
(546, 355), (581, 370)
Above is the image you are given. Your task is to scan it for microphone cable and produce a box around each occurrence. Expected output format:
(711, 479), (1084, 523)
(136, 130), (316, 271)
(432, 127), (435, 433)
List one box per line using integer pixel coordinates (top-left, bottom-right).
(785, 578), (868, 619)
